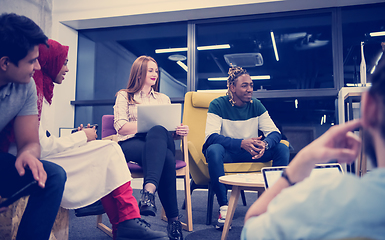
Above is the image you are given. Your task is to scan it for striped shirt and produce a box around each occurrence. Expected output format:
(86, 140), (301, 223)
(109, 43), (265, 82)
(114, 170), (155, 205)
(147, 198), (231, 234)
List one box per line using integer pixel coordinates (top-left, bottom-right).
(113, 89), (171, 142)
(203, 95), (280, 153)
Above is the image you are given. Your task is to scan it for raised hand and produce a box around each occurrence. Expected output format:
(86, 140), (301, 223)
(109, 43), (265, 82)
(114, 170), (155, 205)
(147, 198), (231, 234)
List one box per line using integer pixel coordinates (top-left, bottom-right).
(288, 119), (362, 184)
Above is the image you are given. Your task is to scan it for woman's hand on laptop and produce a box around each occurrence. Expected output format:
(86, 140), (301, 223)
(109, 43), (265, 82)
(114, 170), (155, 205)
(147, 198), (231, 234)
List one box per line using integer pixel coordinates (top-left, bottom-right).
(176, 124), (189, 136)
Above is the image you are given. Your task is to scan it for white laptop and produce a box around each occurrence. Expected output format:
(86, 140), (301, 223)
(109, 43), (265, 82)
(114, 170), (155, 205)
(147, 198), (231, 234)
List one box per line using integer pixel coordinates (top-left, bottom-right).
(261, 163), (343, 189)
(137, 104), (181, 133)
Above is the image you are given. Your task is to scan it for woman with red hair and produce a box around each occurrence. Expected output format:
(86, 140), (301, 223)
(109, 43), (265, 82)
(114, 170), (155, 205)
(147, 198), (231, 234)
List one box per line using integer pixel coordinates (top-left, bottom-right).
(114, 56), (189, 240)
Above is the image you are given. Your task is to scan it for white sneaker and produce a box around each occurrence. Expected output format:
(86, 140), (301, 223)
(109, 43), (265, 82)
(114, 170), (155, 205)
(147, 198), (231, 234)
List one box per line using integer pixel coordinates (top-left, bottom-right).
(216, 205), (231, 230)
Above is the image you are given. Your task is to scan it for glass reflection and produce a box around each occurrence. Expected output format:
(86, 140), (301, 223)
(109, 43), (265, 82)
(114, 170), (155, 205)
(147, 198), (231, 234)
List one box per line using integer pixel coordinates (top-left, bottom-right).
(196, 12), (333, 91)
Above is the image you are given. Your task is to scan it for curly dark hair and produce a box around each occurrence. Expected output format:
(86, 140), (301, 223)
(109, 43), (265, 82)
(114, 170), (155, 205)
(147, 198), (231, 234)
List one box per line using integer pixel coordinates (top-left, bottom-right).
(0, 13), (48, 66)
(226, 66), (250, 106)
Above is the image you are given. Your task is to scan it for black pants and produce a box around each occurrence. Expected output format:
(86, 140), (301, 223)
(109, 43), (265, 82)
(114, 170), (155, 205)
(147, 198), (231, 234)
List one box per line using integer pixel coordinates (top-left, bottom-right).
(0, 152), (66, 240)
(119, 125), (178, 219)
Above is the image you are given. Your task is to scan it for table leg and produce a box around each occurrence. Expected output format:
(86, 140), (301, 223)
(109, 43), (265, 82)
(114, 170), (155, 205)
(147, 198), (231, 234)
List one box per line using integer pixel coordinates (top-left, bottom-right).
(221, 186), (240, 240)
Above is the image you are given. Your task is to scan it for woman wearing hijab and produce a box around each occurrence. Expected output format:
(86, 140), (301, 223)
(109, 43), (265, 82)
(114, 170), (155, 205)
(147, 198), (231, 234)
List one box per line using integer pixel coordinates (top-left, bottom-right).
(33, 39), (168, 240)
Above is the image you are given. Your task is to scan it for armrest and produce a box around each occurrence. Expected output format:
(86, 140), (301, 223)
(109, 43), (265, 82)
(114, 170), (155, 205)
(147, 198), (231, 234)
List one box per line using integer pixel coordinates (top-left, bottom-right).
(182, 136), (189, 166)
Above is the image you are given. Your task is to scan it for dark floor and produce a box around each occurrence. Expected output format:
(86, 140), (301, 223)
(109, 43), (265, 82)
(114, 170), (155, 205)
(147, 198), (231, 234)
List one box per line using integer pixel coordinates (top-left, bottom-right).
(69, 188), (259, 240)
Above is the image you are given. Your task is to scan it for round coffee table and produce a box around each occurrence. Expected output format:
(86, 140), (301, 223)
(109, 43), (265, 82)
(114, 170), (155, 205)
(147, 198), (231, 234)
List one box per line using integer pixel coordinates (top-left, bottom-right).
(218, 173), (265, 240)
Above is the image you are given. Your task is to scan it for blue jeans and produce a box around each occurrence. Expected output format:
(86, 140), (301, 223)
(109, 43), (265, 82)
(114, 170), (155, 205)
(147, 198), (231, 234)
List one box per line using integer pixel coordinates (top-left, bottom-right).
(0, 153), (66, 240)
(204, 143), (289, 206)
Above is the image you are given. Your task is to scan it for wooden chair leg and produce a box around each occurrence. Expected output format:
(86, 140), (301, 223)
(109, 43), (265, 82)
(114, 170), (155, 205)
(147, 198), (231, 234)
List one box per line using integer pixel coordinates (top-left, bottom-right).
(182, 179), (196, 210)
(50, 207), (69, 240)
(182, 170), (193, 231)
(96, 214), (112, 237)
(172, 173), (193, 231)
(240, 190), (247, 206)
(178, 136), (193, 231)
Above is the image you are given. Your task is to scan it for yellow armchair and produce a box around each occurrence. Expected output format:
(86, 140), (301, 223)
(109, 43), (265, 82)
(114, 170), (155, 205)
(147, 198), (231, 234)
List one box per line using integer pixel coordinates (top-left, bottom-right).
(183, 91), (289, 225)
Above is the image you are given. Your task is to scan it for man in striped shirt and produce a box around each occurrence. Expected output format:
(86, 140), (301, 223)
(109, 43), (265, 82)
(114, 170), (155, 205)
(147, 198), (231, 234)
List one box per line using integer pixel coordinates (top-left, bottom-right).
(202, 67), (289, 229)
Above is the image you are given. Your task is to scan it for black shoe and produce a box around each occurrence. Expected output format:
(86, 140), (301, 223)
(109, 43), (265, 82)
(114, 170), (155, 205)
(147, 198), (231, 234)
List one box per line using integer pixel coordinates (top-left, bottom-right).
(167, 220), (183, 240)
(116, 218), (168, 240)
(74, 200), (105, 217)
(139, 189), (157, 216)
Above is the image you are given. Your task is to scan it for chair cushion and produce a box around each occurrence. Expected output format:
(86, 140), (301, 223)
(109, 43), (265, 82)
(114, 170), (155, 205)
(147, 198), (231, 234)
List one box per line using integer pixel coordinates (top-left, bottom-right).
(127, 162), (143, 173)
(175, 160), (187, 169)
(127, 160), (186, 173)
(191, 91), (226, 108)
(102, 115), (116, 139)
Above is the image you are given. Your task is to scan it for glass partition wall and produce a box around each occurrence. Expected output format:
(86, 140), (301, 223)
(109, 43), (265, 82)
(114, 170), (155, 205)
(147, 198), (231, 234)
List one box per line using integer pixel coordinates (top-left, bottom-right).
(342, 4), (385, 87)
(74, 22), (188, 131)
(73, 2), (385, 154)
(196, 12), (333, 91)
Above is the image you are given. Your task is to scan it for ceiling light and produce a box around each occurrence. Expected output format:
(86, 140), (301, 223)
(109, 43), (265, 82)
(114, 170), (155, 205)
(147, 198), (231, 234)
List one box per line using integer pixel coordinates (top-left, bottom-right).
(208, 75), (270, 81)
(346, 83), (372, 87)
(270, 31), (279, 61)
(251, 75), (270, 80)
(155, 44), (230, 53)
(371, 66), (376, 74)
(207, 77), (228, 81)
(295, 99), (298, 109)
(155, 47), (188, 54)
(370, 52), (383, 74)
(168, 54), (187, 61)
(369, 31), (385, 37)
(176, 61), (188, 72)
(197, 44), (230, 51)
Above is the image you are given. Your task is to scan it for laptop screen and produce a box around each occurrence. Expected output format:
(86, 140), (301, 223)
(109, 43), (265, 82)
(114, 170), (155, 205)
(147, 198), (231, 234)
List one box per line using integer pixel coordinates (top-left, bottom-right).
(262, 163), (343, 189)
(137, 104), (181, 133)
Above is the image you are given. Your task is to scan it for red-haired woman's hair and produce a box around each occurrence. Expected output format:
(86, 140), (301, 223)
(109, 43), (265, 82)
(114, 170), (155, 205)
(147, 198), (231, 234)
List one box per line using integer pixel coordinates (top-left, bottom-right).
(117, 55), (159, 103)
